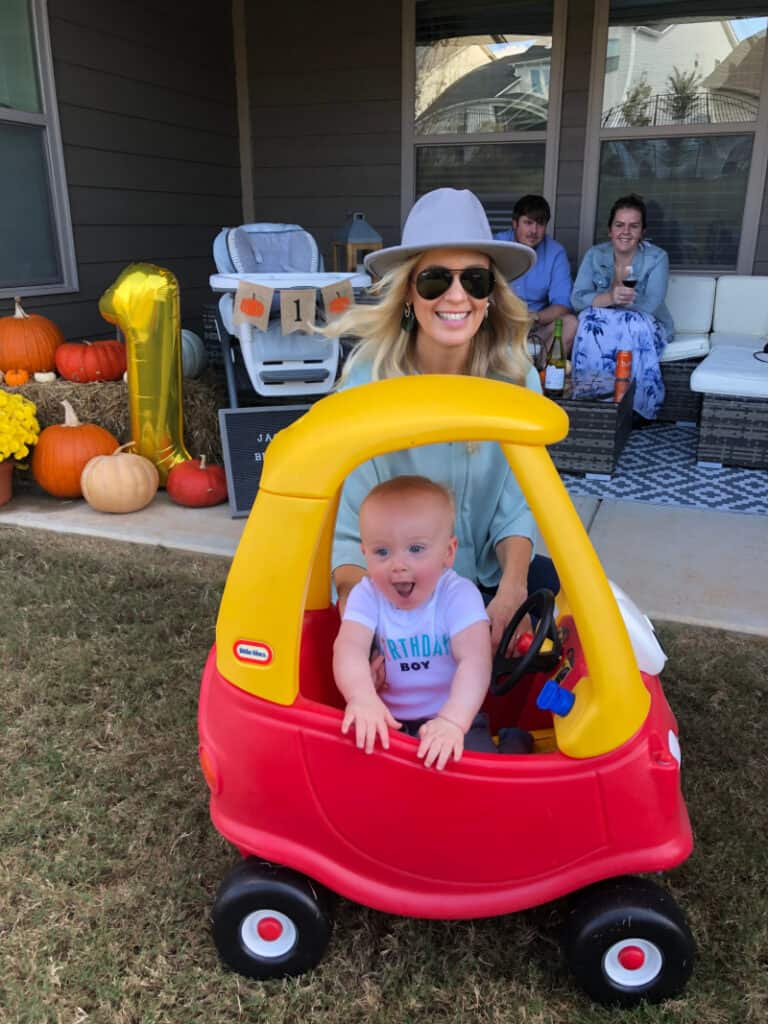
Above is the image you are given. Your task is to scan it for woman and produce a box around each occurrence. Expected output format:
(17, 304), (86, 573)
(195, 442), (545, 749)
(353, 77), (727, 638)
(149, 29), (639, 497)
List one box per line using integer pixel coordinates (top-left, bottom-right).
(330, 187), (556, 652)
(571, 194), (673, 420)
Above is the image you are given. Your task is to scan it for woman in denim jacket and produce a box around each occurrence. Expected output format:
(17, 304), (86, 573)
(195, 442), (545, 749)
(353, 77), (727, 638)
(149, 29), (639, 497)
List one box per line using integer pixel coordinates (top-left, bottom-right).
(571, 194), (674, 419)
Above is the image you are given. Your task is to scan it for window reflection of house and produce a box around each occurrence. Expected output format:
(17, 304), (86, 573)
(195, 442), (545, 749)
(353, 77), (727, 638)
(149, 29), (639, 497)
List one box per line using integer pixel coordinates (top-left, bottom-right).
(416, 45), (551, 135)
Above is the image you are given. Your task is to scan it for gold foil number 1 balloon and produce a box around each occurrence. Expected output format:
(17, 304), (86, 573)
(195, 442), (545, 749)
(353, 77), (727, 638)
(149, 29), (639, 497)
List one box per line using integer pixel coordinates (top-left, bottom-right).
(99, 263), (190, 484)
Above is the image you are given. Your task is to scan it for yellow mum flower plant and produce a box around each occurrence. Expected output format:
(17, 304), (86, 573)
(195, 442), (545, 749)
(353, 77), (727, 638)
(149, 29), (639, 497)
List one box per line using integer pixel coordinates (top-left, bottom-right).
(0, 389), (40, 462)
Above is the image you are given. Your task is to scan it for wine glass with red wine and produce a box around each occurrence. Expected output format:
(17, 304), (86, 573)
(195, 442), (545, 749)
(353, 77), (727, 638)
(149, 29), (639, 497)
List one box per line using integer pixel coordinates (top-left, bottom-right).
(622, 264), (637, 288)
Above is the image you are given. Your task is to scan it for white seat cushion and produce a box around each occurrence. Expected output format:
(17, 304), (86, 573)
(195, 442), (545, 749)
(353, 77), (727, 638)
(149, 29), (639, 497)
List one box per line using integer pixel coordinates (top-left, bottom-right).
(712, 275), (768, 336)
(709, 331), (765, 349)
(659, 333), (710, 362)
(690, 346), (768, 398)
(666, 274), (716, 334)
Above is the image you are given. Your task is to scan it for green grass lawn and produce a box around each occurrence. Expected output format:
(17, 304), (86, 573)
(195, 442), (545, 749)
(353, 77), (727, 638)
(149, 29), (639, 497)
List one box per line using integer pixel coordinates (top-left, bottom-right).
(1, 527), (766, 1024)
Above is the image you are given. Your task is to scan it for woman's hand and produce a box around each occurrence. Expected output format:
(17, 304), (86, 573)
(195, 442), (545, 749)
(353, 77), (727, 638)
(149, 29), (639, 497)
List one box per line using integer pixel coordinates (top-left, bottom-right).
(417, 716), (464, 770)
(611, 283), (636, 306)
(486, 584), (531, 655)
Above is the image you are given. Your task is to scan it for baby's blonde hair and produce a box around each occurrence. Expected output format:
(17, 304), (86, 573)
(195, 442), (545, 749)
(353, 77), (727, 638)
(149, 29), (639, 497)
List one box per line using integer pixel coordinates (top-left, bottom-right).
(361, 475), (455, 529)
(323, 253), (532, 384)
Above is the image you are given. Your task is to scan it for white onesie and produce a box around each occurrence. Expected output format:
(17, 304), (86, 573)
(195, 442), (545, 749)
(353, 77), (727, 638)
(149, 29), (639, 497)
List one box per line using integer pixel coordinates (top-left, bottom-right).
(343, 569), (489, 720)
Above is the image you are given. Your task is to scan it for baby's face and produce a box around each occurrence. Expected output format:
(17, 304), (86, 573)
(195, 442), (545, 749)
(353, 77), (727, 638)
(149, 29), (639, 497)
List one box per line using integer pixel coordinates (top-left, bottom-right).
(360, 492), (457, 610)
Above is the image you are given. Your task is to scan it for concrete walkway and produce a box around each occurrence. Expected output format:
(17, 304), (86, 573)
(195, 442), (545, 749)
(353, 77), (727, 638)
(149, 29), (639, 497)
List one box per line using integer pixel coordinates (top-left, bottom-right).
(1, 490), (766, 637)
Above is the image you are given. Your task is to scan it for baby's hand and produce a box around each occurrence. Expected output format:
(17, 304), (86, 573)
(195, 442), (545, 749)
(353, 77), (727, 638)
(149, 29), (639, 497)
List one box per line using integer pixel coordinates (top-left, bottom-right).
(417, 716), (464, 770)
(342, 694), (401, 753)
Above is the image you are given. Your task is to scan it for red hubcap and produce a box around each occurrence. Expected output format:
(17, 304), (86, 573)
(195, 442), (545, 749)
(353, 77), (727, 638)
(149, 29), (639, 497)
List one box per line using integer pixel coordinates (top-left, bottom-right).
(617, 945), (646, 971)
(256, 916), (284, 942)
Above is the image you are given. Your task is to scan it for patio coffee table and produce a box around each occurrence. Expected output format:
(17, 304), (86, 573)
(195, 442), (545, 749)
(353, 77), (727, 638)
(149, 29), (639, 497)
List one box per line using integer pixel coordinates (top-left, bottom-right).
(690, 345), (768, 469)
(548, 380), (636, 478)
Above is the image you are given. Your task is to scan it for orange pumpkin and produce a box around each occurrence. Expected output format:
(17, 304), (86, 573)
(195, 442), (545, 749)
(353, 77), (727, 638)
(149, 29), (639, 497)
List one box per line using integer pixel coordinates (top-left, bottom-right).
(0, 297), (65, 373)
(4, 368), (30, 387)
(32, 400), (119, 499)
(55, 340), (127, 382)
(240, 297), (264, 318)
(329, 295), (351, 315)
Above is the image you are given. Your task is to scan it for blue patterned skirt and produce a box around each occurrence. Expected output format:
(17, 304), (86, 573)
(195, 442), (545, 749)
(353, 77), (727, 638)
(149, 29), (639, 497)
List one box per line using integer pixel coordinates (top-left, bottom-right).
(572, 308), (668, 419)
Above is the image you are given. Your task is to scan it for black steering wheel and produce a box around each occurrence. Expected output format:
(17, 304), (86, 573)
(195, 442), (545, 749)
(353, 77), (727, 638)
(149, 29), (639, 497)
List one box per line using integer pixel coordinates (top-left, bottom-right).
(490, 589), (562, 696)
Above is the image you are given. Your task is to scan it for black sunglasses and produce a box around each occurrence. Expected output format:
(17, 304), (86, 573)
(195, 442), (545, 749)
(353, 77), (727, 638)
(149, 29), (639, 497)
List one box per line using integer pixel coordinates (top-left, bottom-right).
(414, 265), (495, 301)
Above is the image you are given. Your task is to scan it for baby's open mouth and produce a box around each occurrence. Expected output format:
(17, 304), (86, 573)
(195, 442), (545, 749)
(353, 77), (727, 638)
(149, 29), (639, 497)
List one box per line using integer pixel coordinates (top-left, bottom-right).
(393, 582), (415, 597)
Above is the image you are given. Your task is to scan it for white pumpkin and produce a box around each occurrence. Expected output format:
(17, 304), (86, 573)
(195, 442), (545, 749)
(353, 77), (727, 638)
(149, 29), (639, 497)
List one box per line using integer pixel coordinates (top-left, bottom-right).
(181, 329), (207, 379)
(80, 442), (159, 513)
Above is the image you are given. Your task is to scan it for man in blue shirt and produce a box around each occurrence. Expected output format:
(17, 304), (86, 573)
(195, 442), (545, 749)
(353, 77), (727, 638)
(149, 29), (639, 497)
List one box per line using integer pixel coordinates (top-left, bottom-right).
(495, 195), (577, 364)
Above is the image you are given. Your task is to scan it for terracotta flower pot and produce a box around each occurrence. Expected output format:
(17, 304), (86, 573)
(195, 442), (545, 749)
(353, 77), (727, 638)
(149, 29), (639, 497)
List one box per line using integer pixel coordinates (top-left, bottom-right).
(0, 460), (13, 506)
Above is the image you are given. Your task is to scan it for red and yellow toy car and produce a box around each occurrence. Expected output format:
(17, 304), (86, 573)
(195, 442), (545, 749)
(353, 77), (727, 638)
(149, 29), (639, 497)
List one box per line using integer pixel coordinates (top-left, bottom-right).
(198, 376), (694, 1007)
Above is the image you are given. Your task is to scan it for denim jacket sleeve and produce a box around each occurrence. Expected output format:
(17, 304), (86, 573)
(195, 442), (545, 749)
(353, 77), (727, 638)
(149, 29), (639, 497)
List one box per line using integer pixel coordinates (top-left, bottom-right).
(570, 246), (611, 312)
(630, 245), (669, 317)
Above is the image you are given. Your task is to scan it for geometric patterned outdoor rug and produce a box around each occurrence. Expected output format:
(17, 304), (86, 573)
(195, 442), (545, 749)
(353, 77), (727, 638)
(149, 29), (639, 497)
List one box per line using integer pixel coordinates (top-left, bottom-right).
(562, 423), (768, 516)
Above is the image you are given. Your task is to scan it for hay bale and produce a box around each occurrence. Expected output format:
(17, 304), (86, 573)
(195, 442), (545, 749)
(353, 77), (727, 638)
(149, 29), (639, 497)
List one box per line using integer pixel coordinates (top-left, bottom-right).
(5, 370), (227, 463)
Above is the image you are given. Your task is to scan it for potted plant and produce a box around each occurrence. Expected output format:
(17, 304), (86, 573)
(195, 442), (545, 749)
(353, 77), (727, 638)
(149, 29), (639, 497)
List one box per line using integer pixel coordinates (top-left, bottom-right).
(0, 389), (40, 505)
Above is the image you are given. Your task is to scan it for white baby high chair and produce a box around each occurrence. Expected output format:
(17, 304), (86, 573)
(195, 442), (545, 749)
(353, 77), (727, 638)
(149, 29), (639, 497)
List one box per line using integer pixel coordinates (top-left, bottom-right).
(212, 223), (341, 404)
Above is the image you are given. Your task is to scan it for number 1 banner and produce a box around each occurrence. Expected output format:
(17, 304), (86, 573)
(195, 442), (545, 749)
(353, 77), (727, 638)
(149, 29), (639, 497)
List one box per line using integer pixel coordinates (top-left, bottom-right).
(279, 288), (316, 336)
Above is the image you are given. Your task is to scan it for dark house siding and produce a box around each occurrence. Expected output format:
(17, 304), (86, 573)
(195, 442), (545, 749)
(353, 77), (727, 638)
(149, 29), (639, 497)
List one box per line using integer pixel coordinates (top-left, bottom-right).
(244, 2), (403, 265)
(29, 0), (241, 339)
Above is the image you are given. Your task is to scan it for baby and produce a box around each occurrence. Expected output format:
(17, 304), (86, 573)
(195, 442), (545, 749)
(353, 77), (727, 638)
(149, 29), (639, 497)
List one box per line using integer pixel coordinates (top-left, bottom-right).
(333, 475), (492, 770)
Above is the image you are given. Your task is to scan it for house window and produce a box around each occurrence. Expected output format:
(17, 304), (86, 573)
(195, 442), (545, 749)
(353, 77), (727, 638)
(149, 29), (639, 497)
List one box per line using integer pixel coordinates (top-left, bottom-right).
(591, 6), (768, 270)
(405, 0), (566, 230)
(0, 0), (77, 297)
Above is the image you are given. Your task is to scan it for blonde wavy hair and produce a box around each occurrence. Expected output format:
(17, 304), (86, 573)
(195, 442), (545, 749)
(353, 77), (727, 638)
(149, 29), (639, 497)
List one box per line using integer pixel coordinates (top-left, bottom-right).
(324, 253), (532, 385)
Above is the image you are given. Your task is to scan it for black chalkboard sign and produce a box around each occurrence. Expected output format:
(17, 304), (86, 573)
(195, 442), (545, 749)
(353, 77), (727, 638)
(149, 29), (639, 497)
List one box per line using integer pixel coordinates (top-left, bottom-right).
(219, 405), (310, 517)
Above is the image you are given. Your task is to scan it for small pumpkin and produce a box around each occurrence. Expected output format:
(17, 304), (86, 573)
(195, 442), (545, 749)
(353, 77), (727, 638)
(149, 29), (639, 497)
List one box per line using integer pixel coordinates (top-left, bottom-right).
(239, 297), (264, 318)
(81, 442), (159, 513)
(0, 297), (65, 373)
(34, 371), (57, 383)
(181, 329), (208, 379)
(329, 295), (351, 315)
(32, 400), (119, 498)
(5, 368), (30, 387)
(166, 455), (227, 507)
(55, 339), (126, 382)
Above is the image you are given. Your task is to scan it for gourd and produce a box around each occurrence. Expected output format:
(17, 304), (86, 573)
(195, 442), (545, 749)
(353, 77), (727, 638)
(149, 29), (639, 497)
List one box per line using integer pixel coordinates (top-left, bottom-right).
(32, 400), (119, 498)
(4, 368), (30, 387)
(181, 330), (207, 379)
(81, 442), (159, 513)
(166, 455), (227, 507)
(0, 297), (65, 373)
(34, 371), (57, 383)
(55, 340), (126, 382)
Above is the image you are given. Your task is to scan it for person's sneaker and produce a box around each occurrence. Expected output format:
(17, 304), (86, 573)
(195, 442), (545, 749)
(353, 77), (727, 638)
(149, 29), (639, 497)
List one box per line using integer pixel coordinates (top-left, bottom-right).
(497, 727), (534, 755)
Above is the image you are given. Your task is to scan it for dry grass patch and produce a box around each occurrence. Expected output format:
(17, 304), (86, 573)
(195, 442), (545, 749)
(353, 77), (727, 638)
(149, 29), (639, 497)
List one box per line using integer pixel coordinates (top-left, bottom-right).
(0, 527), (766, 1023)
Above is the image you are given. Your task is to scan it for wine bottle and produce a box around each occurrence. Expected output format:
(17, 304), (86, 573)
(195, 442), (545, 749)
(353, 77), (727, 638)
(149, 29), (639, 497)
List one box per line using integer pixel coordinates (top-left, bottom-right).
(544, 319), (566, 398)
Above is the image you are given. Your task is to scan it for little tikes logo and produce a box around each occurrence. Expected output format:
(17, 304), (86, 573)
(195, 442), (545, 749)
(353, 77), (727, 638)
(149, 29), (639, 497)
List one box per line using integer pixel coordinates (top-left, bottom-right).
(233, 640), (273, 666)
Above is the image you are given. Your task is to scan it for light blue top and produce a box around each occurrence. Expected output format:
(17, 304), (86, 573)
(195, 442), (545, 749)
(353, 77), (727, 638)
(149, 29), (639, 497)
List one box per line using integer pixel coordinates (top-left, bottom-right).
(332, 363), (542, 589)
(571, 240), (674, 338)
(494, 231), (573, 312)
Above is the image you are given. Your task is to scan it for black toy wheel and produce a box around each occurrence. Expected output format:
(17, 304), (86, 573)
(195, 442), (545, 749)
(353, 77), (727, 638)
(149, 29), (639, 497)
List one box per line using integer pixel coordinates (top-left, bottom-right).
(562, 876), (695, 1007)
(490, 589), (561, 695)
(212, 858), (333, 980)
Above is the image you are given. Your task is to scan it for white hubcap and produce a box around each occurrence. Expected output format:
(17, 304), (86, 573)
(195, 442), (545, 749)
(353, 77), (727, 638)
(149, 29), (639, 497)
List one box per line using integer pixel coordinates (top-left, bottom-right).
(603, 938), (663, 987)
(240, 909), (297, 959)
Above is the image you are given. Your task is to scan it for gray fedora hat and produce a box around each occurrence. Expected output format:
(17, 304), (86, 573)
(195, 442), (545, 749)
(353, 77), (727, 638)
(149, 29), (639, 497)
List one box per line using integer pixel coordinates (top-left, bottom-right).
(364, 188), (536, 281)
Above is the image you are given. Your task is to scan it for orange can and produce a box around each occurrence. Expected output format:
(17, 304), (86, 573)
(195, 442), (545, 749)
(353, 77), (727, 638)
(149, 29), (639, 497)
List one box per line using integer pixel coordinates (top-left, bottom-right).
(613, 349), (632, 402)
